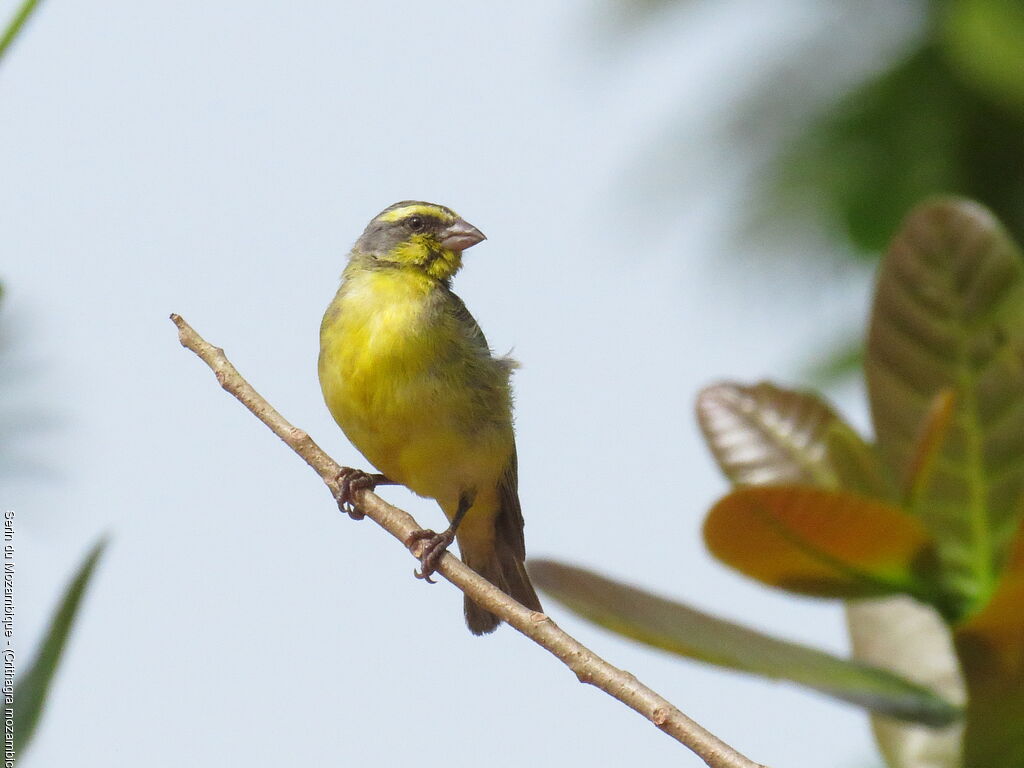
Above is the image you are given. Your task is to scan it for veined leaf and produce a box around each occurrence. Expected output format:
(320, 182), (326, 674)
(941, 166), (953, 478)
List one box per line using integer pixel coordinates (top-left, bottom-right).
(866, 198), (1024, 611)
(697, 380), (896, 499)
(697, 381), (843, 487)
(530, 559), (959, 726)
(704, 486), (935, 600)
(4, 538), (106, 757)
(954, 524), (1024, 767)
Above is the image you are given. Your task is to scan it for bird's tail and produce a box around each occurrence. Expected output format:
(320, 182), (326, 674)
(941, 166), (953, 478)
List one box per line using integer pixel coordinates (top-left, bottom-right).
(461, 539), (542, 635)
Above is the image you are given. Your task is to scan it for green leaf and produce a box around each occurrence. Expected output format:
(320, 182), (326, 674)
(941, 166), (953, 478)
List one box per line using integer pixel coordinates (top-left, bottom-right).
(866, 198), (1024, 613)
(704, 486), (937, 601)
(0, 0), (46, 64)
(824, 421), (896, 502)
(530, 559), (960, 727)
(942, 0), (1024, 115)
(4, 538), (106, 758)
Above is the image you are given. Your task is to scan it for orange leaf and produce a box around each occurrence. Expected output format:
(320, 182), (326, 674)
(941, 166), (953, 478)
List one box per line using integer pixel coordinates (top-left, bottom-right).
(704, 486), (935, 599)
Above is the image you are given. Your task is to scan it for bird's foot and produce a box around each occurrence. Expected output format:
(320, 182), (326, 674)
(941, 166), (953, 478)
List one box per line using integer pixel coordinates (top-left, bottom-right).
(333, 468), (386, 521)
(406, 528), (456, 584)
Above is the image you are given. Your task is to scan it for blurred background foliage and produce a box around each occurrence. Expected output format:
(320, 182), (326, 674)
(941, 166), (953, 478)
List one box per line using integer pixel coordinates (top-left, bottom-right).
(611, 0), (1024, 381)
(3, 1), (106, 764)
(615, 0), (1024, 253)
(777, 0), (1024, 257)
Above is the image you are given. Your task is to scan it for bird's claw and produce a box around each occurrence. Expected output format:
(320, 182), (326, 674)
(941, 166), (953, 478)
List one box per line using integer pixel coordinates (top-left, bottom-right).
(406, 528), (455, 584)
(333, 468), (378, 520)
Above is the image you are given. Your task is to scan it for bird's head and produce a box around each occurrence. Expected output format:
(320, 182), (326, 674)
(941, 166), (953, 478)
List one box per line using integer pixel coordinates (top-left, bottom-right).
(352, 201), (486, 282)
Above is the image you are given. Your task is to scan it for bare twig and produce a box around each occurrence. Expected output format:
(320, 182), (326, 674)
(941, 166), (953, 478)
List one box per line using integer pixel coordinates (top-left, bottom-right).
(170, 313), (769, 768)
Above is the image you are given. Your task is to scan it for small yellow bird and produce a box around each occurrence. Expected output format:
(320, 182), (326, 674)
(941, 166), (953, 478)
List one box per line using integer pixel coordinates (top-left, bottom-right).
(318, 201), (541, 634)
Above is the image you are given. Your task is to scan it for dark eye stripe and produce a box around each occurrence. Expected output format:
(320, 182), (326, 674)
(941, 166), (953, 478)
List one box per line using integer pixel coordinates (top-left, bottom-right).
(403, 214), (445, 232)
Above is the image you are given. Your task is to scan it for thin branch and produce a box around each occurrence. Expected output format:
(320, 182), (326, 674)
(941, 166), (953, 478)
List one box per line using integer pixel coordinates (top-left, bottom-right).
(170, 313), (769, 768)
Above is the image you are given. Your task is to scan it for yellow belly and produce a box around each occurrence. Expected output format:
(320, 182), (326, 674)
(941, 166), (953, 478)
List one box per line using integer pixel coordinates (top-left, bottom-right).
(318, 268), (513, 517)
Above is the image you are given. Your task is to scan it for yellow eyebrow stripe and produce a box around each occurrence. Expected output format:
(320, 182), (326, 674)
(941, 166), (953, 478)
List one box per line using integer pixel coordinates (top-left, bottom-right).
(378, 204), (457, 223)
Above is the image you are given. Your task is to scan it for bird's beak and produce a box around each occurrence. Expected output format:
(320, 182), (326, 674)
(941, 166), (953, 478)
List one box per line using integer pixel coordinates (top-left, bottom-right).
(439, 219), (486, 252)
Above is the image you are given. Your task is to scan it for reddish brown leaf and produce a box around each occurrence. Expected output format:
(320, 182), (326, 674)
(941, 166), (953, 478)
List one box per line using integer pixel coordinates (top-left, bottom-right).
(704, 486), (934, 599)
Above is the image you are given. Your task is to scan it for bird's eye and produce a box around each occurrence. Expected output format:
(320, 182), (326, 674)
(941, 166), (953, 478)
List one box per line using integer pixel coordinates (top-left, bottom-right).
(407, 216), (425, 232)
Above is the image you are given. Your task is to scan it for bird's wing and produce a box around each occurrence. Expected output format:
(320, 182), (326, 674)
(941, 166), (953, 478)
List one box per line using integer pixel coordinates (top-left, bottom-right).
(444, 284), (524, 554)
(444, 285), (491, 354)
(495, 445), (527, 560)
(444, 285), (520, 379)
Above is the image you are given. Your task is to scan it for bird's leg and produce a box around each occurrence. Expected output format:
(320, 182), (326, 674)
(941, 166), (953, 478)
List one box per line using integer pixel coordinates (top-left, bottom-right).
(407, 494), (472, 584)
(333, 468), (392, 521)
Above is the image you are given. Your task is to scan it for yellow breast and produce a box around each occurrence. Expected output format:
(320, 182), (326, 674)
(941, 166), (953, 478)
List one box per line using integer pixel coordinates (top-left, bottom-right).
(318, 267), (512, 510)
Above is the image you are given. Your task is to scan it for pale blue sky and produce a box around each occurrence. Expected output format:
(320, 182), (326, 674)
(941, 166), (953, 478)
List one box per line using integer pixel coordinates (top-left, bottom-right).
(4, 1), (911, 766)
